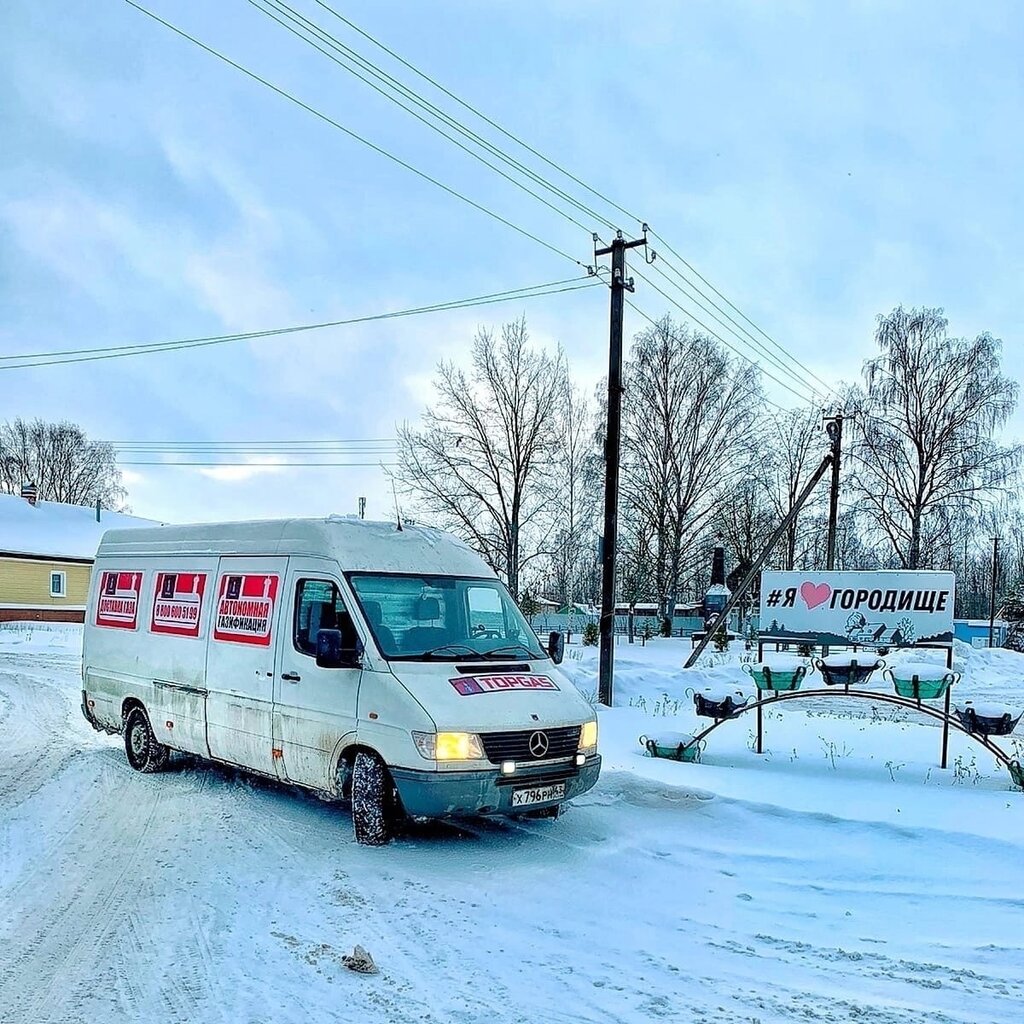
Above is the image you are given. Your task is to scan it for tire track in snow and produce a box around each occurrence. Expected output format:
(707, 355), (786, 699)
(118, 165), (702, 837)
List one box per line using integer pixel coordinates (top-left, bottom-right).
(0, 781), (167, 1023)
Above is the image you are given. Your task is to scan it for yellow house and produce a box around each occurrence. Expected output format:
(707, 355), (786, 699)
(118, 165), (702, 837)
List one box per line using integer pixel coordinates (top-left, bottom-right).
(0, 493), (158, 622)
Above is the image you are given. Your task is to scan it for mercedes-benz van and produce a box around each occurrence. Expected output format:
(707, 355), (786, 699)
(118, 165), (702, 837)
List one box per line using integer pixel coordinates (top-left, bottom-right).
(81, 517), (600, 843)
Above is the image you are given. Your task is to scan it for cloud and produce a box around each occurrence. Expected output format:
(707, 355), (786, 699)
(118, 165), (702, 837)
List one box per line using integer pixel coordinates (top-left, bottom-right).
(197, 458), (285, 483)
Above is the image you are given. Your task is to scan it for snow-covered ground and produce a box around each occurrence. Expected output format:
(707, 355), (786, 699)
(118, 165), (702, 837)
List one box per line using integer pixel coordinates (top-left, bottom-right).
(2, 625), (1023, 1024)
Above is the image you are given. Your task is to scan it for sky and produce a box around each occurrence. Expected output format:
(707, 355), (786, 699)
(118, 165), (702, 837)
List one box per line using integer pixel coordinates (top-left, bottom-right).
(2, 0), (1022, 524)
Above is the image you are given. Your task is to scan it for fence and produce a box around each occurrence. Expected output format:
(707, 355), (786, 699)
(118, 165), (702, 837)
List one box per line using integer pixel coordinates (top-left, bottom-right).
(529, 611), (706, 640)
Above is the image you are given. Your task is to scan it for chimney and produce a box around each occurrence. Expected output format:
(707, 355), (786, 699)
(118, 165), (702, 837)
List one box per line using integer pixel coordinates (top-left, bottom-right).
(710, 535), (725, 587)
(96, 498), (102, 523)
(21, 482), (38, 507)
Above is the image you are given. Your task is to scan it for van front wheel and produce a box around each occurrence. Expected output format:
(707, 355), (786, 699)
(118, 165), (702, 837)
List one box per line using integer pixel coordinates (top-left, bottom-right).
(124, 707), (170, 774)
(351, 751), (399, 846)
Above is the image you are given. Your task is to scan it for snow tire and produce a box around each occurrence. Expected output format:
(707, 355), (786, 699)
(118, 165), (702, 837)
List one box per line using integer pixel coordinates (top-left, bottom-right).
(124, 707), (170, 774)
(351, 751), (399, 846)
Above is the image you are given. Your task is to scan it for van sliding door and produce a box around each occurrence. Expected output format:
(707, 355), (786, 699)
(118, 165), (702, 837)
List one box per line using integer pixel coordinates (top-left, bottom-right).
(205, 556), (288, 777)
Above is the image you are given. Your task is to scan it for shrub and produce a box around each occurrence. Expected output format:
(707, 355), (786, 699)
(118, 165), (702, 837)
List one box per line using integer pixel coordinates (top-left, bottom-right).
(582, 621), (600, 646)
(713, 623), (729, 653)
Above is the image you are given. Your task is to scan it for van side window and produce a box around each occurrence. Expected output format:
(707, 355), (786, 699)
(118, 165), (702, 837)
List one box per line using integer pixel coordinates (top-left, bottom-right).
(294, 579), (357, 657)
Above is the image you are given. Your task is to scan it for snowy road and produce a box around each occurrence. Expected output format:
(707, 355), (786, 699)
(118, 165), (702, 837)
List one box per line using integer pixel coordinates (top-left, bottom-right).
(2, 631), (1023, 1024)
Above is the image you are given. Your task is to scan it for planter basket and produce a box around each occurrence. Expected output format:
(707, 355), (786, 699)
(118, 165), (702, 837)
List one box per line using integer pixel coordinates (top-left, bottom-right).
(883, 668), (959, 701)
(954, 706), (1022, 737)
(640, 734), (703, 763)
(812, 657), (884, 687)
(743, 663), (807, 692)
(691, 692), (751, 720)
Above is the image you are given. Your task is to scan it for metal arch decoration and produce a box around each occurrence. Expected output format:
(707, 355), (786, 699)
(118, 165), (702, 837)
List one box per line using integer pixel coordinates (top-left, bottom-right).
(681, 684), (1024, 791)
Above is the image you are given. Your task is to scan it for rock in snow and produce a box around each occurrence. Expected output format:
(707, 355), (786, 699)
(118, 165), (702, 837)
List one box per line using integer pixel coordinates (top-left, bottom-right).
(341, 945), (378, 975)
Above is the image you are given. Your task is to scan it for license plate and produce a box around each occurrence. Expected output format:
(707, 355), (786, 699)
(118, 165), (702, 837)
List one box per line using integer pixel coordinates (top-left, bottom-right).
(511, 783), (565, 808)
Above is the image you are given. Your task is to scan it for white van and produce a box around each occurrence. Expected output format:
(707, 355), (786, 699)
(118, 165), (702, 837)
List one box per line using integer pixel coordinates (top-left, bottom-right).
(81, 517), (600, 844)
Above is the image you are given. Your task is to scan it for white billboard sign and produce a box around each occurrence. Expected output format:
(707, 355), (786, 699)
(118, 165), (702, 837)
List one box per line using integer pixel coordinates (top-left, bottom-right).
(759, 571), (955, 647)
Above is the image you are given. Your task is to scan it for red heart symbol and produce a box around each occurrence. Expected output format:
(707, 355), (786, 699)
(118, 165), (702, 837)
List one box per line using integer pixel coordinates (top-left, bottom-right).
(800, 581), (831, 609)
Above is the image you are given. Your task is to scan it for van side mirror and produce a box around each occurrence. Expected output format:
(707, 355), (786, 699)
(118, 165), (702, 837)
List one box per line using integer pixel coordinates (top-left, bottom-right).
(547, 630), (565, 665)
(316, 628), (362, 669)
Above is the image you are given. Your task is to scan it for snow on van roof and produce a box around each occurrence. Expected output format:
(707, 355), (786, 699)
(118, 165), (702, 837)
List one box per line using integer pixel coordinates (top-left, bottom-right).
(96, 516), (494, 576)
(0, 493), (160, 561)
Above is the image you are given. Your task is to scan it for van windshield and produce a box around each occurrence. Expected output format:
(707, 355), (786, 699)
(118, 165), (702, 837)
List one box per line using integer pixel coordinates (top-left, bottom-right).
(347, 573), (546, 662)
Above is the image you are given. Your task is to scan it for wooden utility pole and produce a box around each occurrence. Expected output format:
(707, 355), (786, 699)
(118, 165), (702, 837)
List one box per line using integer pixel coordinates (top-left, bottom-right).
(824, 413), (843, 570)
(595, 229), (647, 706)
(989, 535), (1000, 648)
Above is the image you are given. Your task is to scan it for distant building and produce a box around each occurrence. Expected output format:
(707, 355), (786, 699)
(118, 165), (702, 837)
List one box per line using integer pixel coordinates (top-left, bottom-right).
(953, 618), (1009, 648)
(0, 492), (158, 622)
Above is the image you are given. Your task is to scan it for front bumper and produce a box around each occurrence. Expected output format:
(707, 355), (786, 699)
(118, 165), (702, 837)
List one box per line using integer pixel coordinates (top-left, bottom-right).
(390, 754), (601, 818)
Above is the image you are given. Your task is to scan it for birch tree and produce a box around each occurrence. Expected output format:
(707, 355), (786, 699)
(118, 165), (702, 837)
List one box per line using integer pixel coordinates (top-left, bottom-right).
(620, 316), (760, 634)
(849, 307), (1020, 569)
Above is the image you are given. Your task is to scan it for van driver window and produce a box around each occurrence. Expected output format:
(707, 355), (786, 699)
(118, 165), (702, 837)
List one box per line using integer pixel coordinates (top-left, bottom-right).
(294, 579), (357, 657)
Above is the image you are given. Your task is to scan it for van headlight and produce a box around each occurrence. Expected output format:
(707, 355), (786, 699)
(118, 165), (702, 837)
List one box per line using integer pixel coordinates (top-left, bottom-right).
(579, 719), (598, 754)
(412, 731), (484, 761)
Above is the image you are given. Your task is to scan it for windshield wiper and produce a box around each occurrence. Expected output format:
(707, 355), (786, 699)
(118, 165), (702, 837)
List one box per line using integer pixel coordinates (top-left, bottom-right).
(414, 643), (488, 661)
(481, 643), (540, 661)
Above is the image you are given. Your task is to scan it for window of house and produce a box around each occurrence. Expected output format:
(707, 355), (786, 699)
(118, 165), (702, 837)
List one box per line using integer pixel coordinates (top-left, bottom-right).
(50, 571), (67, 598)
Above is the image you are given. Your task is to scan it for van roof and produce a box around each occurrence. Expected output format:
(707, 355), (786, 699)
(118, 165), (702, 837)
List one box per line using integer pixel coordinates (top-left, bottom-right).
(96, 516), (494, 577)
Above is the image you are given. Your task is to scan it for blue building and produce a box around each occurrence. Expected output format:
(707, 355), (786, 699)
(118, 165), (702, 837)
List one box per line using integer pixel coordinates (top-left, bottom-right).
(952, 618), (1008, 647)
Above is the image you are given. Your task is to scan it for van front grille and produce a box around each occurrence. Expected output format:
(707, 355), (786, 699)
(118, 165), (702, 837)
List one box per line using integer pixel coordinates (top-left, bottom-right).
(480, 726), (581, 764)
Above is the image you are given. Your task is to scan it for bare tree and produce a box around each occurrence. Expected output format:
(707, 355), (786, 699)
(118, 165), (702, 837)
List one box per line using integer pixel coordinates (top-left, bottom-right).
(0, 419), (126, 508)
(396, 318), (566, 599)
(620, 316), (760, 633)
(757, 405), (828, 569)
(548, 380), (600, 614)
(849, 307), (1020, 569)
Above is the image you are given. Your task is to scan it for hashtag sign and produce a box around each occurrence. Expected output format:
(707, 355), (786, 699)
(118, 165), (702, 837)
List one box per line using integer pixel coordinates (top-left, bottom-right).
(766, 589), (783, 608)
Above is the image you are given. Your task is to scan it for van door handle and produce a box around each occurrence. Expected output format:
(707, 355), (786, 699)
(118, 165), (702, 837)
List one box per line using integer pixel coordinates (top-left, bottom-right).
(281, 672), (301, 683)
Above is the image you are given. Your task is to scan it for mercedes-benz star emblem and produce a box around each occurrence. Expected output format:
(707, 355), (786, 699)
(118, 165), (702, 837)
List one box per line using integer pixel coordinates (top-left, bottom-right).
(528, 731), (549, 758)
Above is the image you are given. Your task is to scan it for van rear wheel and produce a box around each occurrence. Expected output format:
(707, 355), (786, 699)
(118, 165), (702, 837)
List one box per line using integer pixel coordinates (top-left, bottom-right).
(351, 751), (400, 846)
(124, 707), (170, 773)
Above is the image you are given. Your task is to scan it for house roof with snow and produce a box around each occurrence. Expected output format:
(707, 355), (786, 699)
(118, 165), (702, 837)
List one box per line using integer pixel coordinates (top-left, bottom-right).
(0, 493), (161, 562)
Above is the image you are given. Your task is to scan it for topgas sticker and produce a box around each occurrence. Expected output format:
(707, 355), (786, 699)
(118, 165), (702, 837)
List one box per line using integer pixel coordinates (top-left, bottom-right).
(449, 674), (560, 696)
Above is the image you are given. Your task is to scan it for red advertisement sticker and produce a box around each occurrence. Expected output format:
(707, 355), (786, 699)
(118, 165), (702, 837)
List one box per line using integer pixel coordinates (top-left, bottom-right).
(151, 572), (207, 638)
(95, 570), (142, 630)
(213, 573), (279, 646)
(450, 674), (560, 696)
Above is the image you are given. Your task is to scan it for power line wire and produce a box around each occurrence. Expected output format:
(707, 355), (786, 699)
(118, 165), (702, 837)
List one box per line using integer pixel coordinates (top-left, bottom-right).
(622, 297), (794, 415)
(0, 277), (600, 370)
(124, 1), (586, 269)
(127, 2), (839, 407)
(251, 0), (616, 233)
(311, 0), (642, 229)
(593, 235), (816, 404)
(643, 256), (827, 401)
(117, 460), (397, 467)
(648, 228), (837, 399)
(313, 2), (837, 400)
(629, 265), (818, 405)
